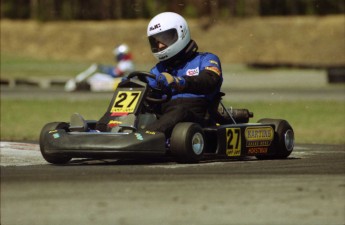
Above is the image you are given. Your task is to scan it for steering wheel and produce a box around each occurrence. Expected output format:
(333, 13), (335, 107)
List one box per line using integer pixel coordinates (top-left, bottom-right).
(127, 71), (172, 103)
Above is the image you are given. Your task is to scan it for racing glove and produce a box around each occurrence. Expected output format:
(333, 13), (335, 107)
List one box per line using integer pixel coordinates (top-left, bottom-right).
(157, 72), (186, 92)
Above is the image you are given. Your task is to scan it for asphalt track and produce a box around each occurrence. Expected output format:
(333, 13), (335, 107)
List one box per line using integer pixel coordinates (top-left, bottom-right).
(1, 69), (344, 224)
(1, 142), (345, 225)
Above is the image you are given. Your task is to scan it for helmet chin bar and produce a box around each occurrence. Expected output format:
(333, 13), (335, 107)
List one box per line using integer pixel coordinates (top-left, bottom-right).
(158, 40), (198, 67)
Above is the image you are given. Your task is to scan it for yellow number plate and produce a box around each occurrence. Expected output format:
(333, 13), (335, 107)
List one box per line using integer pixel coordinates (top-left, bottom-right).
(111, 91), (142, 113)
(226, 128), (242, 157)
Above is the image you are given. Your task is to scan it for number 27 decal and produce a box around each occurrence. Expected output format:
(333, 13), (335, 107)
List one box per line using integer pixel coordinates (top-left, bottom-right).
(111, 91), (141, 113)
(226, 128), (241, 157)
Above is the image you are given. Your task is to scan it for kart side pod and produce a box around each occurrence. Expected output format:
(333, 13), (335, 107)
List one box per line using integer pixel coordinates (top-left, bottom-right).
(203, 119), (294, 160)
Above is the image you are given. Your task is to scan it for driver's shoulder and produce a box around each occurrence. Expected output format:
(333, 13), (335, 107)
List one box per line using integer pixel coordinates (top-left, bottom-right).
(150, 62), (167, 75)
(198, 52), (220, 62)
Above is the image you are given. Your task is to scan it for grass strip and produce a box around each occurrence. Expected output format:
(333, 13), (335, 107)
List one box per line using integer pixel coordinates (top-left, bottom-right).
(1, 99), (344, 144)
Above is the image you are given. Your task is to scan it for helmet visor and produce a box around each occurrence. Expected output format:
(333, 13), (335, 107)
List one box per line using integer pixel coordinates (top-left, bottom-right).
(148, 29), (178, 53)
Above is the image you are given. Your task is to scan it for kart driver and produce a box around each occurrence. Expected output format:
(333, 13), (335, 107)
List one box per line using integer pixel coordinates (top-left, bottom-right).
(98, 44), (134, 78)
(65, 44), (134, 91)
(145, 12), (223, 138)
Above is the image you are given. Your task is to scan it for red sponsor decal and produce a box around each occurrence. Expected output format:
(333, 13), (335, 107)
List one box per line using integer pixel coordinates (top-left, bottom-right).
(108, 120), (122, 128)
(205, 66), (221, 76)
(111, 112), (129, 117)
(248, 147), (268, 155)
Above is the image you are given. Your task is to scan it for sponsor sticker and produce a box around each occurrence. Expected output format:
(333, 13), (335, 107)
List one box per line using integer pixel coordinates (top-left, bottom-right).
(159, 55), (168, 60)
(111, 112), (129, 117)
(149, 23), (161, 31)
(108, 120), (122, 127)
(186, 67), (199, 76)
(205, 66), (221, 76)
(248, 147), (268, 155)
(135, 133), (144, 141)
(245, 126), (274, 147)
(209, 60), (219, 66)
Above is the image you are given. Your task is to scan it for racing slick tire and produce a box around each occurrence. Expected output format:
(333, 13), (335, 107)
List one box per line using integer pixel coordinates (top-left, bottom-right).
(39, 122), (72, 164)
(170, 122), (205, 163)
(256, 119), (294, 160)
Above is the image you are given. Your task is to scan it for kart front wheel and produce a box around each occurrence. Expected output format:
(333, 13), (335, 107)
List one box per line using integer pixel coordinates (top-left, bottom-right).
(256, 119), (294, 159)
(170, 123), (205, 163)
(39, 122), (72, 164)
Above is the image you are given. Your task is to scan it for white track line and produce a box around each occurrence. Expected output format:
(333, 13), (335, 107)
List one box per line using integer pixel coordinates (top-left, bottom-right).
(0, 142), (47, 166)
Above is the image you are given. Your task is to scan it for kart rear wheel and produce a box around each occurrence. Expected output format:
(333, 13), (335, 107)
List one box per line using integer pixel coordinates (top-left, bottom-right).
(170, 123), (205, 163)
(39, 122), (72, 164)
(256, 119), (294, 160)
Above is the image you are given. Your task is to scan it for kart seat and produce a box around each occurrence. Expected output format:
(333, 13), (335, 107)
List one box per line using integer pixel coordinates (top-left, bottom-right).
(205, 92), (253, 125)
(111, 114), (137, 133)
(205, 92), (234, 125)
(96, 111), (141, 133)
(137, 113), (158, 130)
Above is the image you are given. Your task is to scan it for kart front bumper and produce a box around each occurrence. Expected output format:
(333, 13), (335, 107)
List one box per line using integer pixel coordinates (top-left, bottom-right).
(41, 129), (167, 158)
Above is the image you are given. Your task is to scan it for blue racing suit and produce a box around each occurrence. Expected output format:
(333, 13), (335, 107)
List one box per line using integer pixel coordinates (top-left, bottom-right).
(148, 52), (222, 101)
(145, 40), (223, 137)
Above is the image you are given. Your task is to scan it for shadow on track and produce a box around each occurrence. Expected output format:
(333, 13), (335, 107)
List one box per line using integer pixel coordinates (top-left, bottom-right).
(52, 155), (300, 166)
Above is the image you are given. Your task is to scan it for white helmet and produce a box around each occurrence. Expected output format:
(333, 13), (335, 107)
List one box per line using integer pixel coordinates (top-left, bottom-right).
(147, 12), (191, 62)
(113, 44), (130, 61)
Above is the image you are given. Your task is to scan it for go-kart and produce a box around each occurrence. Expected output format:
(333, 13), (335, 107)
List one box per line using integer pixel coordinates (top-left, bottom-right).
(64, 64), (123, 92)
(40, 71), (295, 164)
